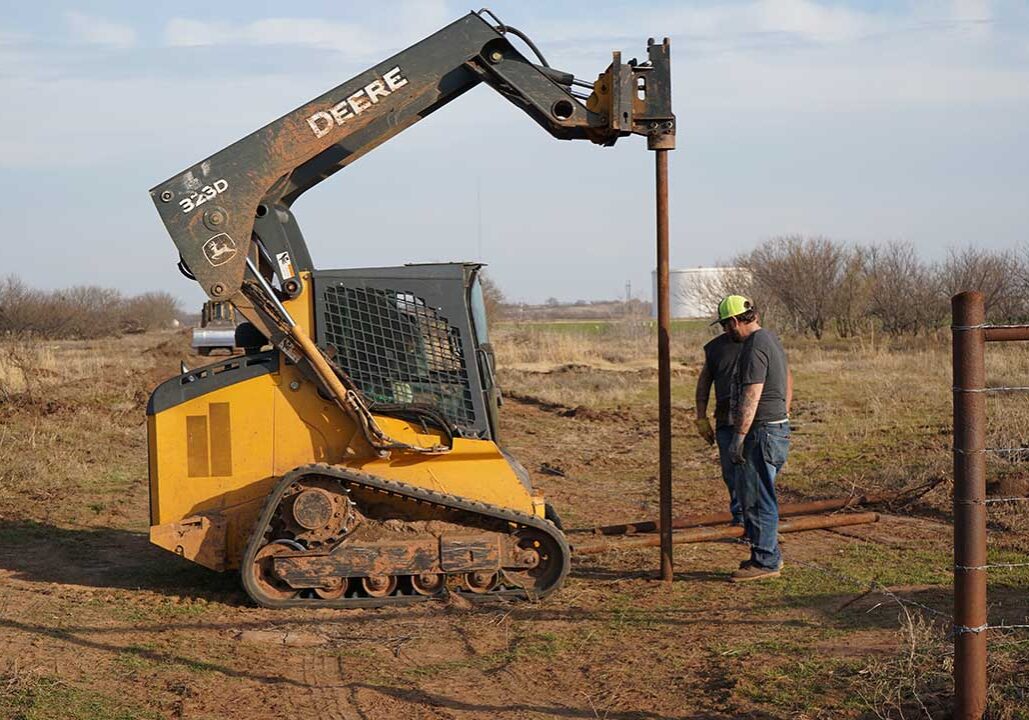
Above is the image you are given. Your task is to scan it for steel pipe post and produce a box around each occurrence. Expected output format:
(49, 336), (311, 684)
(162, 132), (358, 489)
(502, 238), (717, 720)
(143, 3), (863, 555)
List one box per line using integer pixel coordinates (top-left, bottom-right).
(984, 325), (1029, 343)
(573, 512), (881, 555)
(655, 148), (673, 583)
(952, 291), (988, 719)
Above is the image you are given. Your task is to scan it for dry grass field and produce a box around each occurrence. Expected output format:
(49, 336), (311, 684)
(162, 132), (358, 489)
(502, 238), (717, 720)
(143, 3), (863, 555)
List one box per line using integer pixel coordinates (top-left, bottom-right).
(0, 321), (1027, 719)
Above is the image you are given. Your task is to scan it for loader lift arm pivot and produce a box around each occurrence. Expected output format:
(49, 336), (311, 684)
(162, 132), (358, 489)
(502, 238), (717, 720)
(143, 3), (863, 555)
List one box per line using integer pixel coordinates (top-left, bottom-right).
(149, 10), (673, 454)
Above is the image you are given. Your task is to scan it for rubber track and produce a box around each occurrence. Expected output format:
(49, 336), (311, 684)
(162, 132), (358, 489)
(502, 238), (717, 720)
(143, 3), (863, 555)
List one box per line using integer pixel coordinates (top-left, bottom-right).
(240, 463), (570, 609)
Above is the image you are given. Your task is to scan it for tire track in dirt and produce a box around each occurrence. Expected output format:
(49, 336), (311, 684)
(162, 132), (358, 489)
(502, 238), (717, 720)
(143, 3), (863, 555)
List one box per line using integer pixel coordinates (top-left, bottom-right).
(300, 652), (353, 720)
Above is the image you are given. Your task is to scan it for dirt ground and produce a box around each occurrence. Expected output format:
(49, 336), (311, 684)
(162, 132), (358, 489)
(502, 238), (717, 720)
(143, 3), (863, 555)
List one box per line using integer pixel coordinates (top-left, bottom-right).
(1, 329), (1027, 719)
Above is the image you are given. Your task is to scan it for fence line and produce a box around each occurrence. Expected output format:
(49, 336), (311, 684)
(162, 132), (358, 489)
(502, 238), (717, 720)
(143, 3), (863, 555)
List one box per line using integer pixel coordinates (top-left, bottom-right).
(950, 291), (1029, 719)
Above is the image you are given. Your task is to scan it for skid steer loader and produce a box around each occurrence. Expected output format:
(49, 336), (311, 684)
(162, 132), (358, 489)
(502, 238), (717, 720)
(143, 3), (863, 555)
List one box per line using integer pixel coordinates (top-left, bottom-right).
(147, 10), (674, 608)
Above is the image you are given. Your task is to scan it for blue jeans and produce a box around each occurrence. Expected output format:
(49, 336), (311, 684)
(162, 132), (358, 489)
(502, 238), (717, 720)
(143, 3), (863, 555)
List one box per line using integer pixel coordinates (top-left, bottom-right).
(715, 426), (743, 524)
(734, 421), (790, 569)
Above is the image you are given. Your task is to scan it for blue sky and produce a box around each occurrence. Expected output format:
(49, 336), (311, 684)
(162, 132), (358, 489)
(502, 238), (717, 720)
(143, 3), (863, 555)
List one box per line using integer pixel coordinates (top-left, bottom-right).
(1, 1), (1027, 305)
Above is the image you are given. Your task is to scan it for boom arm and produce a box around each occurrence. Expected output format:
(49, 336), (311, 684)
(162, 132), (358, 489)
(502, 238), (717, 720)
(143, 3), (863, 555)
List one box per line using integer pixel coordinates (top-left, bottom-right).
(149, 11), (674, 305)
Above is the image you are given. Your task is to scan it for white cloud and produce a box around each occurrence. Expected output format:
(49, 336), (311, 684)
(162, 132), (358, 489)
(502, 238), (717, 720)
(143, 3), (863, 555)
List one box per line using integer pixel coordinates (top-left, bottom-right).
(754, 0), (873, 42)
(164, 17), (374, 55)
(0, 30), (29, 45)
(950, 0), (992, 22)
(65, 11), (136, 49)
(680, 0), (874, 44)
(163, 18), (221, 48)
(948, 0), (993, 40)
(394, 0), (450, 36)
(163, 1), (450, 56)
(543, 0), (876, 50)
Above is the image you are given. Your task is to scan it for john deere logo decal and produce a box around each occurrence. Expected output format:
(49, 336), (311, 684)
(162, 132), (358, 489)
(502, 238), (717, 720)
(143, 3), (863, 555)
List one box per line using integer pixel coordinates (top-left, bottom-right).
(202, 233), (237, 267)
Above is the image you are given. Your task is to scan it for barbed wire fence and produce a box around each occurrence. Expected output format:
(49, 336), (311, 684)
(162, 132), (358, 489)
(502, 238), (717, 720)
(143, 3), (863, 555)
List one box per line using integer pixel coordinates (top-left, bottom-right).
(950, 292), (1029, 718)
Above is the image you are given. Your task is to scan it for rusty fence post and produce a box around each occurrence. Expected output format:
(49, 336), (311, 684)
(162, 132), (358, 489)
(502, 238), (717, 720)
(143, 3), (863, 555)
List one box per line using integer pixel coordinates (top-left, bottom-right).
(655, 148), (673, 583)
(952, 291), (988, 719)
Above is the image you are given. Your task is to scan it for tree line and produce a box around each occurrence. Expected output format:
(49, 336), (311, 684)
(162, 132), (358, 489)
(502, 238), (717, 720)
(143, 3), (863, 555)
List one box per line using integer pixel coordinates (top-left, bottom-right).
(0, 276), (181, 339)
(692, 237), (1028, 339)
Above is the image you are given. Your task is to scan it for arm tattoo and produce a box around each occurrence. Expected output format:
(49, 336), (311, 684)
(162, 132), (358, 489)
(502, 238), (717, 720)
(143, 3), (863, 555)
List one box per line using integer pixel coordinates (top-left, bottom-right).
(695, 365), (713, 418)
(736, 383), (764, 435)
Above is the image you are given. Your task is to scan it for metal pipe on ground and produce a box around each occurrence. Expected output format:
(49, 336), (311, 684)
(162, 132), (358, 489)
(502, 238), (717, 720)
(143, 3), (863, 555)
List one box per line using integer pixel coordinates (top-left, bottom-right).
(583, 490), (908, 537)
(952, 291), (988, 719)
(572, 512), (880, 555)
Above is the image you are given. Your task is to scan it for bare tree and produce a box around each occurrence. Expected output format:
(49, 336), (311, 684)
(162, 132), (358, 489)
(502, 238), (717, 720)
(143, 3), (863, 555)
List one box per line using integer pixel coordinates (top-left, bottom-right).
(123, 291), (181, 332)
(0, 276), (182, 339)
(938, 246), (1024, 322)
(833, 246), (873, 338)
(736, 235), (849, 339)
(864, 242), (942, 335)
(676, 267), (756, 320)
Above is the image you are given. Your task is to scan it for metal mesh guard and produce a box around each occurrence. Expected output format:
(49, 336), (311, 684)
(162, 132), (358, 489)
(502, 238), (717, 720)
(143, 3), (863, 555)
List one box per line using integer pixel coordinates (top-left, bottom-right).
(321, 284), (476, 430)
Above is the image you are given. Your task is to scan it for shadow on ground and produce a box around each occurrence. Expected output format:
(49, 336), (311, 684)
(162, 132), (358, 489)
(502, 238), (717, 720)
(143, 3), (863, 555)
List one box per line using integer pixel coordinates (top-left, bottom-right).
(0, 519), (239, 600)
(348, 683), (783, 720)
(3, 519), (1025, 639)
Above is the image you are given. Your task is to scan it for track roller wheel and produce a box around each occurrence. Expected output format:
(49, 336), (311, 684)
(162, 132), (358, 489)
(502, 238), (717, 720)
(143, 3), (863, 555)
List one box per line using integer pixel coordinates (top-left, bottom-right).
(252, 542), (301, 601)
(464, 571), (497, 594)
(411, 573), (444, 596)
(362, 575), (397, 598)
(505, 528), (564, 595)
(313, 578), (348, 600)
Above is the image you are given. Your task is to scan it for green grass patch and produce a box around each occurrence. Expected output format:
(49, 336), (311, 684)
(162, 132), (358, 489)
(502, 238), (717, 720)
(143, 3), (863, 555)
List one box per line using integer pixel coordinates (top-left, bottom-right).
(0, 674), (161, 720)
(711, 637), (807, 659)
(603, 592), (660, 634)
(736, 656), (865, 712)
(113, 597), (211, 623)
(749, 543), (954, 619)
(113, 643), (159, 674)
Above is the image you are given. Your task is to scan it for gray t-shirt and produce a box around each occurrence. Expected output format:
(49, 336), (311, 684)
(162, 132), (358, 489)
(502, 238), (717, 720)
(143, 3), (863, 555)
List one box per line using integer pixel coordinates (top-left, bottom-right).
(703, 333), (742, 428)
(732, 328), (789, 425)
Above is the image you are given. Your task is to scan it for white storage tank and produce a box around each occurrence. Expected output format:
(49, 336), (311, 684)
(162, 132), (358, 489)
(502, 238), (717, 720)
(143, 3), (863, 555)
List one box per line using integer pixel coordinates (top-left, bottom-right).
(651, 267), (746, 319)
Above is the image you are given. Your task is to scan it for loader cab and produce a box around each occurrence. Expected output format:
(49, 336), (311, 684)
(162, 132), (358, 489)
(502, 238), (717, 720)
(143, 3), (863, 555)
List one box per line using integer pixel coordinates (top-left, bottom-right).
(311, 262), (501, 441)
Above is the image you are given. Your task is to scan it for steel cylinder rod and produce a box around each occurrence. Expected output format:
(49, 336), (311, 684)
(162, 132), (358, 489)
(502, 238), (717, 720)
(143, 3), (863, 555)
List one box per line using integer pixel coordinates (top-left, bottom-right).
(573, 512), (880, 555)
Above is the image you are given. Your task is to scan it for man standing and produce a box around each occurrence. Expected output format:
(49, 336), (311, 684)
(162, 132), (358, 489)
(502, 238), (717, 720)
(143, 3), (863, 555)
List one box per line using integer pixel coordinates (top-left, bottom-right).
(719, 296), (792, 583)
(694, 316), (743, 525)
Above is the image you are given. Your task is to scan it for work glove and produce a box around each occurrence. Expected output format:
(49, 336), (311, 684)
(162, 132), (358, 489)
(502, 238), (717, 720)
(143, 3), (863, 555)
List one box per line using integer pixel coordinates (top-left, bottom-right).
(729, 433), (746, 465)
(694, 417), (715, 446)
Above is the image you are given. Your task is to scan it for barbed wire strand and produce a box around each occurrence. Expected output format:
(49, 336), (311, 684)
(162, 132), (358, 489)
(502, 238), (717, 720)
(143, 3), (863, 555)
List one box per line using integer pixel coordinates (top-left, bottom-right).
(952, 323), (1029, 331)
(953, 497), (1029, 505)
(954, 447), (1029, 456)
(954, 563), (1029, 571)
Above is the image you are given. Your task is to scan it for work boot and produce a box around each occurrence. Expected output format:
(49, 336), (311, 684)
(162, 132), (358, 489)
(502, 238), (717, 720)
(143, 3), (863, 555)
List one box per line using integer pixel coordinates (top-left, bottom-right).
(738, 559), (783, 571)
(730, 563), (782, 583)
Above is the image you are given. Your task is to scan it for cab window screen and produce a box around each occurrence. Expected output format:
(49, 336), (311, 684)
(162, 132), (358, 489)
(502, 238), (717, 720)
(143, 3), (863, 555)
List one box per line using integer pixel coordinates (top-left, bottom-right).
(320, 284), (476, 430)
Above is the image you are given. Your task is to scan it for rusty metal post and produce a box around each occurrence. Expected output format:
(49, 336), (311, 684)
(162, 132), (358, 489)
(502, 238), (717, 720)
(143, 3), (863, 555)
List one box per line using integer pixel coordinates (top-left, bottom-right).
(585, 488), (915, 536)
(655, 148), (673, 583)
(952, 291), (988, 719)
(573, 512), (880, 555)
(984, 325), (1029, 343)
